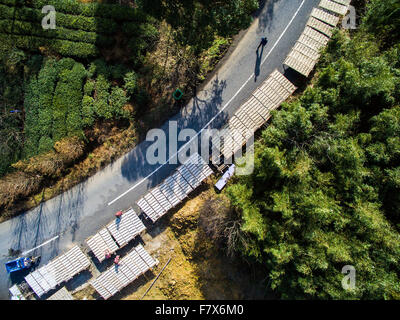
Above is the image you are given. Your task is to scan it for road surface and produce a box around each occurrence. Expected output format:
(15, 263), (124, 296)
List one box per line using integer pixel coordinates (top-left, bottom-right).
(0, 0), (320, 299)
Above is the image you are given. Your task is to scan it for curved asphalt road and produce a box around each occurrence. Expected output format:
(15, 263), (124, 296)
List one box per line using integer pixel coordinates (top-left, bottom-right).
(0, 0), (320, 299)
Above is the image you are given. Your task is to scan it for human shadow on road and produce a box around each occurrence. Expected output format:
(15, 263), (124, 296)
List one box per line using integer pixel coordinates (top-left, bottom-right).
(254, 39), (268, 82)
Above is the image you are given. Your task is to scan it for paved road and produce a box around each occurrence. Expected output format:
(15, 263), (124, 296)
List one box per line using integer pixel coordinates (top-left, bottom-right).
(0, 0), (320, 299)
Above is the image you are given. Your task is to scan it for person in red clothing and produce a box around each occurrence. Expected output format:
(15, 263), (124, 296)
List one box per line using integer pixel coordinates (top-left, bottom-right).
(115, 210), (123, 218)
(114, 255), (120, 265)
(105, 249), (111, 259)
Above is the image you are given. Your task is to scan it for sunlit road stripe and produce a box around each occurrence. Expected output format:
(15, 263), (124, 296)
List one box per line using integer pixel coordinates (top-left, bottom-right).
(21, 235), (60, 256)
(108, 0), (307, 206)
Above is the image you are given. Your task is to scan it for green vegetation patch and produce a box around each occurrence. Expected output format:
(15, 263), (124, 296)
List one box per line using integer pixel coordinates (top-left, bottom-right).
(226, 0), (400, 300)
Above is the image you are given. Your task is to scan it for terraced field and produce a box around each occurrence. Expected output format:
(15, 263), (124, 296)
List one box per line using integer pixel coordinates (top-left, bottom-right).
(0, 0), (147, 58)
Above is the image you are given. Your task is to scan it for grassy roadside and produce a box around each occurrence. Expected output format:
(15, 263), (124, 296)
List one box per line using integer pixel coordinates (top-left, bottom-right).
(0, 122), (138, 223)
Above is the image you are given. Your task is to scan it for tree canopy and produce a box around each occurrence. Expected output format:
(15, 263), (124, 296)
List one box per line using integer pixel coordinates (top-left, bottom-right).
(227, 0), (400, 299)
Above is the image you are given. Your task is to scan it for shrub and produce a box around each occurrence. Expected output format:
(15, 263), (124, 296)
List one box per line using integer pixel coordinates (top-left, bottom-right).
(0, 33), (99, 58)
(2, 0), (147, 22)
(83, 79), (95, 96)
(110, 64), (126, 80)
(56, 57), (75, 72)
(0, 4), (118, 34)
(122, 22), (159, 39)
(88, 59), (110, 79)
(52, 38), (99, 58)
(25, 54), (43, 77)
(67, 63), (86, 136)
(93, 74), (112, 119)
(109, 87), (129, 118)
(52, 61), (86, 141)
(38, 136), (54, 153)
(37, 58), (58, 138)
(12, 136), (85, 178)
(81, 95), (95, 126)
(123, 71), (137, 96)
(0, 19), (114, 46)
(23, 76), (41, 158)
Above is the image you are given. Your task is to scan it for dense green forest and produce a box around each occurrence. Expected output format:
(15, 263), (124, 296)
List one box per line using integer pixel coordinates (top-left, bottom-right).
(0, 0), (258, 216)
(227, 0), (400, 299)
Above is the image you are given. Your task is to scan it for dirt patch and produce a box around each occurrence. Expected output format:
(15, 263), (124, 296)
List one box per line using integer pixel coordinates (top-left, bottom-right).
(72, 285), (97, 300)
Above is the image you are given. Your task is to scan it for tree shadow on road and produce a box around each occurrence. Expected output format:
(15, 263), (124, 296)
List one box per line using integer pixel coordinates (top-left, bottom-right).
(257, 0), (281, 34)
(8, 181), (87, 264)
(119, 76), (229, 193)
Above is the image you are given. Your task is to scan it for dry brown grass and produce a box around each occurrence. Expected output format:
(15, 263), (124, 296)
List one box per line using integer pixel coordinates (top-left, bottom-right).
(0, 122), (138, 222)
(72, 285), (97, 300)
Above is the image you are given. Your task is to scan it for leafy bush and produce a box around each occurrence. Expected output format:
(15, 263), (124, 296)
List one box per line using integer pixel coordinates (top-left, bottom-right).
(81, 95), (95, 126)
(0, 19), (113, 46)
(52, 61), (86, 141)
(109, 87), (129, 118)
(122, 22), (159, 39)
(66, 63), (86, 136)
(0, 4), (118, 34)
(38, 136), (54, 153)
(23, 76), (41, 158)
(13, 136), (85, 178)
(83, 79), (95, 96)
(56, 57), (75, 72)
(1, 0), (147, 21)
(36, 58), (58, 148)
(91, 74), (132, 120)
(110, 64), (126, 80)
(93, 74), (112, 119)
(0, 33), (99, 58)
(88, 59), (110, 79)
(1, 52), (37, 168)
(363, 0), (400, 47)
(123, 71), (137, 96)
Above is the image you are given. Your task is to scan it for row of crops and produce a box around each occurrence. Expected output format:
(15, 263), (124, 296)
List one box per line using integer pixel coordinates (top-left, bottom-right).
(1, 0), (146, 21)
(0, 0), (149, 58)
(22, 56), (134, 159)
